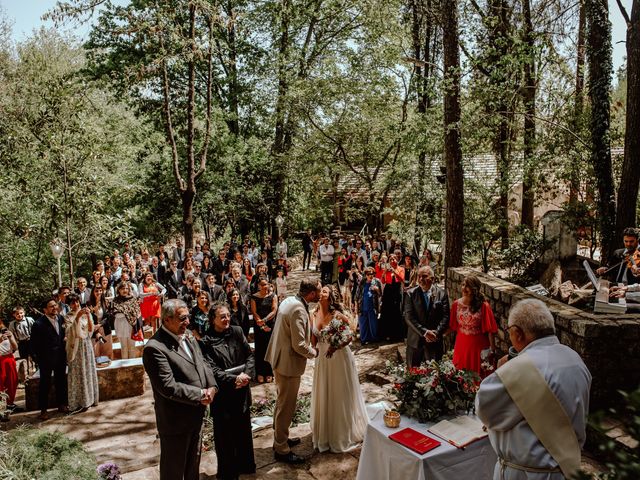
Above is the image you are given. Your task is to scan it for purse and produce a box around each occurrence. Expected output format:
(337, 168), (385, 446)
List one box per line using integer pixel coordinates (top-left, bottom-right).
(131, 317), (144, 342)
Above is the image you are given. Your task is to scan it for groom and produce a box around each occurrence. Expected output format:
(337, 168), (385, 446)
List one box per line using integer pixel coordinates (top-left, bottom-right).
(265, 278), (321, 463)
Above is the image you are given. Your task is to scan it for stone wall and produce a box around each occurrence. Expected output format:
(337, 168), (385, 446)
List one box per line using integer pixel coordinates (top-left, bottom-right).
(447, 267), (640, 409)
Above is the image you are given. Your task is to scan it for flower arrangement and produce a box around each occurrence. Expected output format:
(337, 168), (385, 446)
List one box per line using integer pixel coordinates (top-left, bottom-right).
(97, 462), (122, 480)
(322, 318), (353, 350)
(387, 353), (480, 423)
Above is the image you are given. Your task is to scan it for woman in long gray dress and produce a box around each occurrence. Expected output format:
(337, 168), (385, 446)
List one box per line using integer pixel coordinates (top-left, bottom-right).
(64, 294), (99, 412)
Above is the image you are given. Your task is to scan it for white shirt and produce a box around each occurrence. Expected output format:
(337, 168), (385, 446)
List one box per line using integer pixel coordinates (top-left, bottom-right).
(476, 336), (591, 479)
(319, 244), (335, 262)
(46, 315), (60, 335)
(162, 326), (193, 360)
(0, 338), (12, 356)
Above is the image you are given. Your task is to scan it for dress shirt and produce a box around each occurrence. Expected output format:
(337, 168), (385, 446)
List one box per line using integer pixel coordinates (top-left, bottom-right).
(46, 314), (60, 335)
(162, 326), (193, 360)
(319, 244), (335, 262)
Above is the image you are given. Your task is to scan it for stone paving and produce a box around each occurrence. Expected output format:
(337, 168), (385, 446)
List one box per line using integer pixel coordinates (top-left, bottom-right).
(3, 261), (606, 479)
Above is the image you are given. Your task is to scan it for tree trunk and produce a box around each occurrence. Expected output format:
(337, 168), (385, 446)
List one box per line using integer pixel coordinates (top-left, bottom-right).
(521, 0), (536, 228)
(615, 0), (640, 239)
(182, 190), (195, 251)
(226, 0), (240, 136)
(586, 0), (616, 260)
(569, 0), (587, 205)
(442, 0), (464, 274)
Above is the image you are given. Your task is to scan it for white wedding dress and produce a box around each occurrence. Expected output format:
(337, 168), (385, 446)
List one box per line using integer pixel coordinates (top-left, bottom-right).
(311, 321), (369, 453)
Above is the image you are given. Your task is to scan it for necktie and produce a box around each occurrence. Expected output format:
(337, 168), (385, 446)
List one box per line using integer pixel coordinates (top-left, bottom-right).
(179, 336), (193, 360)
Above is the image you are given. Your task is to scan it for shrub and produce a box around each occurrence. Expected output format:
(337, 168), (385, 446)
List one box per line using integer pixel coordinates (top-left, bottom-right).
(0, 426), (98, 480)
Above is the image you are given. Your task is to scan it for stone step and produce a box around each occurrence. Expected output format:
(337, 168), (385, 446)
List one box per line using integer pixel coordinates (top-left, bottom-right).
(24, 357), (145, 411)
(112, 339), (147, 360)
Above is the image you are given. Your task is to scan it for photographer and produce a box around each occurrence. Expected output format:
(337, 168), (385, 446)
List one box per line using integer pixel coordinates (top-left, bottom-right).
(64, 294), (99, 413)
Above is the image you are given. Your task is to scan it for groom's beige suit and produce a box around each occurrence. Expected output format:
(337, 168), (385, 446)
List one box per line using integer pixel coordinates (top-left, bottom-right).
(265, 295), (317, 454)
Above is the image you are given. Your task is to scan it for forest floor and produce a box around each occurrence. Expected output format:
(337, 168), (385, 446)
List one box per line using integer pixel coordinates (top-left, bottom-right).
(4, 263), (606, 479)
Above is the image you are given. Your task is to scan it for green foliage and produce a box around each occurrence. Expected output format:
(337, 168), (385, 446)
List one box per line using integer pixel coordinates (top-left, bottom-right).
(0, 30), (156, 309)
(498, 225), (549, 285)
(0, 426), (98, 480)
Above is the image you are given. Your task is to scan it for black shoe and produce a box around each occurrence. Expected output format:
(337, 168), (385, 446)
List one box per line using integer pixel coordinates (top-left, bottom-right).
(287, 437), (301, 447)
(274, 451), (306, 464)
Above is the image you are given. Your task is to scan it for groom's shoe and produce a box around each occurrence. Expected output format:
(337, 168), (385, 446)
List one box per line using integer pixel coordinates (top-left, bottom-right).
(287, 437), (301, 447)
(274, 451), (306, 464)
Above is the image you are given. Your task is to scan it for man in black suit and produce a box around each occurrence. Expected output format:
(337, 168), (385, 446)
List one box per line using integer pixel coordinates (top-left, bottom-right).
(143, 299), (218, 480)
(31, 298), (69, 420)
(165, 260), (183, 299)
(212, 250), (230, 285)
(403, 266), (450, 367)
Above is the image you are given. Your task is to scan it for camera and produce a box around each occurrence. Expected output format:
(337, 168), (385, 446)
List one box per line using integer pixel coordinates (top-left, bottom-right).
(0, 328), (7, 334)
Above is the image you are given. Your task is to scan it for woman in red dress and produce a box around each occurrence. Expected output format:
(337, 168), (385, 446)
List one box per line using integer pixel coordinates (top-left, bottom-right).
(139, 272), (166, 332)
(449, 275), (497, 377)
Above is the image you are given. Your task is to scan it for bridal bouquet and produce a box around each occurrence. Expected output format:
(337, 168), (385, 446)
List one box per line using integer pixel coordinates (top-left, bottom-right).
(387, 353), (479, 422)
(323, 318), (353, 350)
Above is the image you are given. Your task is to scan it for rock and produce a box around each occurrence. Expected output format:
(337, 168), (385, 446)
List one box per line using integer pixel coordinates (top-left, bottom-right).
(540, 260), (562, 297)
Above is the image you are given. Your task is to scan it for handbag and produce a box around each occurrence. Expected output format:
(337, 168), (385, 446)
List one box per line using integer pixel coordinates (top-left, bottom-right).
(131, 317), (144, 342)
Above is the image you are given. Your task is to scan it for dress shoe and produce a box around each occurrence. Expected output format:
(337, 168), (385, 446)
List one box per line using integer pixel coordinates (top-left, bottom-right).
(274, 451), (306, 464)
(287, 437), (301, 447)
(58, 406), (70, 414)
(38, 411), (49, 421)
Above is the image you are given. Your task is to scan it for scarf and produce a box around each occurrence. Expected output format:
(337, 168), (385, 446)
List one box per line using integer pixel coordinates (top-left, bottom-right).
(111, 295), (141, 326)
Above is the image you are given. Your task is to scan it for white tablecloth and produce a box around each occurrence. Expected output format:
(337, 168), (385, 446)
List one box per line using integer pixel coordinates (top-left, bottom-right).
(356, 413), (497, 480)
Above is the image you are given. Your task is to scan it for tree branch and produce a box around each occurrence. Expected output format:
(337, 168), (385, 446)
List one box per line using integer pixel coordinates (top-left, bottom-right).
(615, 0), (631, 25)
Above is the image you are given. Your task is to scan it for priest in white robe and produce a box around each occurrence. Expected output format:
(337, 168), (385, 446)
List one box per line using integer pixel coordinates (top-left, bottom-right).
(476, 299), (591, 480)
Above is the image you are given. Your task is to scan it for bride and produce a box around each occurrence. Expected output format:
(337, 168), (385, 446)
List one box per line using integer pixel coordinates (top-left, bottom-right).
(311, 284), (368, 453)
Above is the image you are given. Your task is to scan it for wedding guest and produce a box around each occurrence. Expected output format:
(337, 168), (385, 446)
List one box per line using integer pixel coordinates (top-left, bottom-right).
(449, 275), (498, 377)
(100, 275), (115, 304)
(31, 298), (68, 420)
(378, 253), (406, 341)
(250, 263), (269, 294)
(8, 306), (35, 369)
(403, 266), (449, 367)
(228, 288), (251, 338)
(88, 285), (113, 359)
(204, 273), (226, 302)
(200, 303), (256, 480)
(189, 291), (211, 340)
(75, 277), (91, 306)
(139, 272), (166, 333)
(251, 276), (278, 383)
(0, 320), (18, 413)
(143, 299), (217, 480)
(64, 294), (99, 412)
(476, 299), (591, 480)
(274, 269), (288, 302)
(354, 267), (382, 345)
(109, 283), (142, 359)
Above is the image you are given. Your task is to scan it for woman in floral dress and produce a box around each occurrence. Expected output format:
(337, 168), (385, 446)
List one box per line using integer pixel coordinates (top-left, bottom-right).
(449, 275), (498, 377)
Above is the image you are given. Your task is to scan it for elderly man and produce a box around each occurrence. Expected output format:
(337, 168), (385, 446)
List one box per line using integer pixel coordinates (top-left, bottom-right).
(143, 299), (218, 480)
(403, 266), (449, 366)
(476, 299), (591, 480)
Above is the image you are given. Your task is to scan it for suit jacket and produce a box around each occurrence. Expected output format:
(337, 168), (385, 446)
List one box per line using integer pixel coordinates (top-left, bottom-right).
(31, 314), (66, 367)
(403, 285), (450, 349)
(204, 284), (226, 303)
(172, 247), (186, 267)
(609, 248), (640, 286)
(142, 328), (217, 435)
(164, 269), (183, 299)
(76, 288), (91, 307)
(265, 295), (316, 377)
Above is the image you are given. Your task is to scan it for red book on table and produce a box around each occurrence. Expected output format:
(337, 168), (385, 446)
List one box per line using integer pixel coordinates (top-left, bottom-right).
(388, 428), (441, 454)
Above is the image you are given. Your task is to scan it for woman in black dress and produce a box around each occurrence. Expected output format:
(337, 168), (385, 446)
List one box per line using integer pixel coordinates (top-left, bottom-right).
(200, 303), (255, 480)
(250, 276), (278, 383)
(227, 288), (250, 338)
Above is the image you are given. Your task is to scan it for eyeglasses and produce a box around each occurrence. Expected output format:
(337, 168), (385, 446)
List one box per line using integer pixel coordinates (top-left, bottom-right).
(365, 273), (374, 276)
(419, 275), (433, 279)
(178, 314), (191, 321)
(504, 324), (520, 334)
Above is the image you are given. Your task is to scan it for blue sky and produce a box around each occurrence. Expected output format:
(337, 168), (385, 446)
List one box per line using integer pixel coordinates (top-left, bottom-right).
(1, 0), (630, 74)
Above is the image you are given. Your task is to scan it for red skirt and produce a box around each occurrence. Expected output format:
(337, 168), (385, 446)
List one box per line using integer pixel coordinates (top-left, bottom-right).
(452, 332), (490, 378)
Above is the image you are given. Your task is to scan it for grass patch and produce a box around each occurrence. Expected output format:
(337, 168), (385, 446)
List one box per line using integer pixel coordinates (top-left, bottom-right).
(0, 426), (98, 480)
